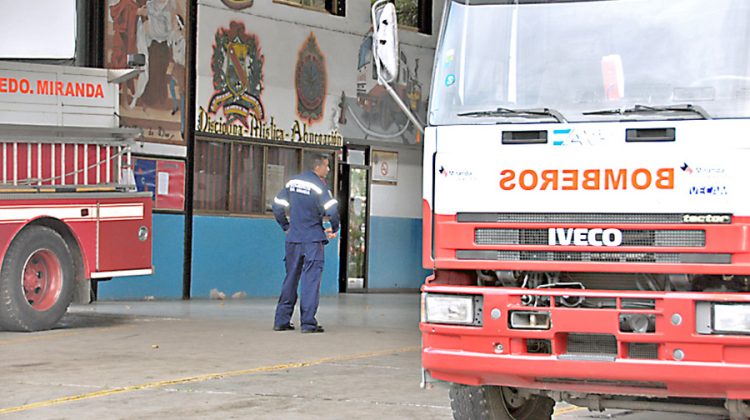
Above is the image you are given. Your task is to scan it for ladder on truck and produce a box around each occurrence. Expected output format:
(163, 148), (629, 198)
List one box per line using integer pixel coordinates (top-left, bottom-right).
(0, 124), (140, 193)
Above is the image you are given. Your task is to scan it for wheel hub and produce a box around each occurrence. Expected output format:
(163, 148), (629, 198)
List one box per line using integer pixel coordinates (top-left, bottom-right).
(21, 249), (62, 311)
(502, 387), (526, 410)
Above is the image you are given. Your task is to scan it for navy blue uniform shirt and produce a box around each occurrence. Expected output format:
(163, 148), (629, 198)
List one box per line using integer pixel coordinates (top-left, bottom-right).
(272, 170), (340, 243)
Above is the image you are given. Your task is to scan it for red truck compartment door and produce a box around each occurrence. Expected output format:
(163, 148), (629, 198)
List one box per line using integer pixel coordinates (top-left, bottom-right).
(96, 196), (153, 273)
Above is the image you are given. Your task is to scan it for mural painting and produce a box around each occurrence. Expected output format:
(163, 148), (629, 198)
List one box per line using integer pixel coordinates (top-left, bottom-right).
(207, 21), (265, 127)
(295, 32), (327, 124)
(196, 19), (342, 147)
(335, 30), (427, 145)
(220, 0), (254, 10)
(106, 0), (189, 144)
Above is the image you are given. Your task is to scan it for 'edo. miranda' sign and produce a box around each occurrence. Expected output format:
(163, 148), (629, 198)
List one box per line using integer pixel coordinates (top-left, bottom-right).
(196, 107), (343, 147)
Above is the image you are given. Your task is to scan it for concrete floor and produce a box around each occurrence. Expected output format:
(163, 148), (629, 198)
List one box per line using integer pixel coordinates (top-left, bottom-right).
(0, 294), (726, 419)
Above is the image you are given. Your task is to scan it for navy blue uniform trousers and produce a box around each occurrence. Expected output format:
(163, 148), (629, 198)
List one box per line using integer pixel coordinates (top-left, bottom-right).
(274, 241), (324, 330)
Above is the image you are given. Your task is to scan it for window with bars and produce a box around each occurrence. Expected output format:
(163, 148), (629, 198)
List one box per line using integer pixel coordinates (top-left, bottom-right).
(229, 143), (263, 214)
(274, 0), (345, 16)
(194, 138), (336, 216)
(195, 141), (230, 212)
(265, 147), (301, 211)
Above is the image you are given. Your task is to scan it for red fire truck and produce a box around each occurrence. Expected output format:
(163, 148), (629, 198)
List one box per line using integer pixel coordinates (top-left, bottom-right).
(371, 0), (750, 418)
(0, 61), (152, 332)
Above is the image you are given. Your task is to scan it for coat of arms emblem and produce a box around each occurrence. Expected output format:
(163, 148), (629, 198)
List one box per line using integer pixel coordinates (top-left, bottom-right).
(295, 33), (327, 124)
(208, 21), (264, 127)
(220, 0), (253, 10)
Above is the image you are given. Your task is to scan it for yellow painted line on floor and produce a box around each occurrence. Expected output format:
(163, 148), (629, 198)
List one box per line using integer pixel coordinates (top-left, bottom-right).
(553, 404), (587, 416)
(0, 325), (134, 346)
(0, 345), (420, 415)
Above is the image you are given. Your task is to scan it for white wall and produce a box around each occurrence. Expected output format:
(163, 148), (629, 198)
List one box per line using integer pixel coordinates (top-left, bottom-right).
(370, 147), (423, 219)
(196, 0), (441, 145)
(0, 0), (76, 59)
(195, 0), (443, 220)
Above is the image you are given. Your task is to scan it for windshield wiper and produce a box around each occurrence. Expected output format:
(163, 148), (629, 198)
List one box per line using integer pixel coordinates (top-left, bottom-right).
(583, 104), (711, 120)
(458, 107), (567, 123)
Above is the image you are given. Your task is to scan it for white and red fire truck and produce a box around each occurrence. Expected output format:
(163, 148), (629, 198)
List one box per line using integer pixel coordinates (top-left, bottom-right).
(0, 61), (152, 332)
(371, 0), (750, 418)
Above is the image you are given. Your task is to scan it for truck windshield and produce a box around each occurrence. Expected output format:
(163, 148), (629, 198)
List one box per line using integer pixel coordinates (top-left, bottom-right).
(429, 0), (750, 125)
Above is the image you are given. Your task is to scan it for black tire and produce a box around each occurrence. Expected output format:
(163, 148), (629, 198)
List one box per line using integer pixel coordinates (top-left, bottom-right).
(0, 226), (75, 332)
(450, 384), (555, 420)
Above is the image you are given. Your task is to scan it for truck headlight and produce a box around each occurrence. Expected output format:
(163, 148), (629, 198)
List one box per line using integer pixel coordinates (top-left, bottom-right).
(422, 293), (482, 326)
(713, 303), (750, 334)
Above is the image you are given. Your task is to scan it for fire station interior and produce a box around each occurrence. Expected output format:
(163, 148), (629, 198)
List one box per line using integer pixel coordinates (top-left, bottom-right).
(0, 1), (745, 419)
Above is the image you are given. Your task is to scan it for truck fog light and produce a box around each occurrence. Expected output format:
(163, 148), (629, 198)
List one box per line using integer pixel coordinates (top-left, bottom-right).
(713, 303), (750, 334)
(619, 313), (655, 333)
(509, 311), (550, 330)
(423, 294), (478, 325)
(629, 314), (650, 333)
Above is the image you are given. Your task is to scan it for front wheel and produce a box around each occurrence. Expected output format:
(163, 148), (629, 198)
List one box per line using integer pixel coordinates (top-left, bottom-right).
(0, 226), (75, 331)
(450, 384), (555, 420)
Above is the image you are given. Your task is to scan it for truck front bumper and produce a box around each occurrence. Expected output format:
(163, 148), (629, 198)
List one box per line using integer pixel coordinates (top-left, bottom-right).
(421, 285), (750, 400)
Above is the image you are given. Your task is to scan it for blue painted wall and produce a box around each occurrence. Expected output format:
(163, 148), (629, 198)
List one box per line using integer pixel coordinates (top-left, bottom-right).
(96, 213), (340, 300)
(98, 213), (185, 300)
(367, 216), (431, 289)
(191, 215), (339, 298)
(97, 214), (422, 298)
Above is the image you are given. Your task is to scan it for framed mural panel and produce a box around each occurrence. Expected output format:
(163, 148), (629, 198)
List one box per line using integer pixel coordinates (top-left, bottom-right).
(105, 0), (190, 145)
(134, 156), (186, 211)
(371, 150), (398, 185)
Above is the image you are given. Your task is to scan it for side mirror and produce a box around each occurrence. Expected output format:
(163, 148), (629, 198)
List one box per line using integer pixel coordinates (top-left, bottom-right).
(371, 1), (399, 84)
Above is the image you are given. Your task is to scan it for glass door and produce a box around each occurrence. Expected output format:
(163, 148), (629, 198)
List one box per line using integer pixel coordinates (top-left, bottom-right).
(338, 164), (370, 292)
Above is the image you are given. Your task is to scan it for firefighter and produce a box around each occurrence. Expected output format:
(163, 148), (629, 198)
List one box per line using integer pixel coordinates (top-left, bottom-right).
(271, 154), (339, 333)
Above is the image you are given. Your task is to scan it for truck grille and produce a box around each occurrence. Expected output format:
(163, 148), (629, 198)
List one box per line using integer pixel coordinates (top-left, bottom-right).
(476, 229), (705, 247)
(628, 343), (659, 359)
(566, 333), (617, 354)
(459, 213), (729, 224)
(456, 250), (731, 264)
(559, 333), (617, 361)
(556, 336), (659, 361)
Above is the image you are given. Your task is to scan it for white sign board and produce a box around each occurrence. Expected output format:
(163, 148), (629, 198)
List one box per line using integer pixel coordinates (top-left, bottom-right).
(372, 150), (398, 184)
(0, 61), (118, 127)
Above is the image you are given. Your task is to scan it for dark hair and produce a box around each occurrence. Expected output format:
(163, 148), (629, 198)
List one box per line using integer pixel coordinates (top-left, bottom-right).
(308, 153), (329, 171)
